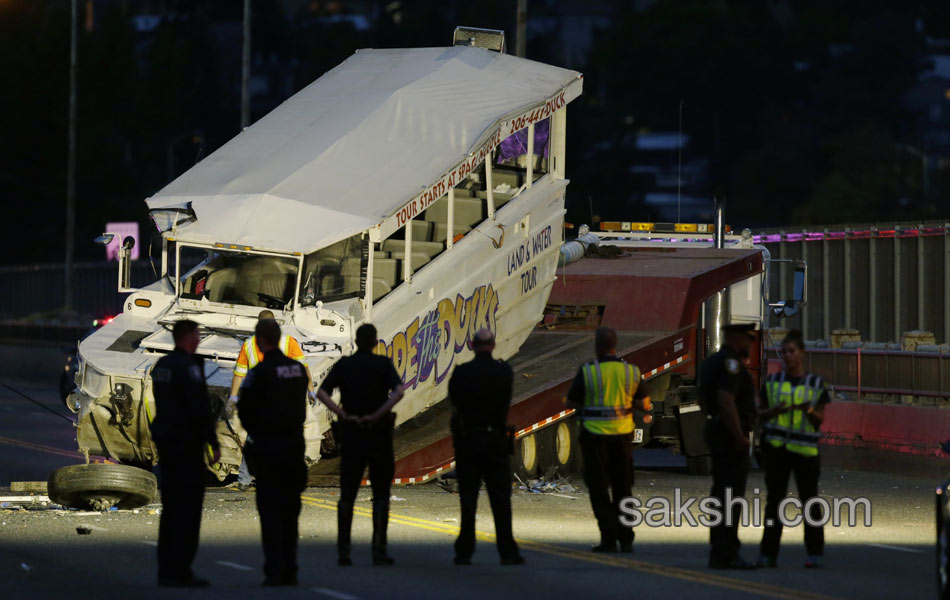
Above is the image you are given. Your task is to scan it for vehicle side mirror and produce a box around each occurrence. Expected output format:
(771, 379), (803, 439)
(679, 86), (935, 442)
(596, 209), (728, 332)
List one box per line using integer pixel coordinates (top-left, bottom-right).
(791, 266), (805, 305)
(95, 232), (134, 292)
(769, 261), (806, 318)
(118, 238), (133, 292)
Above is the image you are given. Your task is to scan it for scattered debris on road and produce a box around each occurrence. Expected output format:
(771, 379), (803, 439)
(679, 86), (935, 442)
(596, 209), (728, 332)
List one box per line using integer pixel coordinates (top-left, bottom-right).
(517, 476), (580, 496)
(11, 482), (48, 494)
(0, 495), (51, 507)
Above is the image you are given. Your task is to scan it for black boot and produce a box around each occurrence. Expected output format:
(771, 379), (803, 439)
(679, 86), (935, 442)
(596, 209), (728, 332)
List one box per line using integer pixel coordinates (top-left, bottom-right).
(371, 498), (394, 566)
(337, 501), (353, 566)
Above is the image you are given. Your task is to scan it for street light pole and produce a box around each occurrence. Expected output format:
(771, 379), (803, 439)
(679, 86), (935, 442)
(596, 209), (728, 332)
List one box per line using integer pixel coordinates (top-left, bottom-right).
(516, 0), (527, 58)
(241, 0), (251, 129)
(65, 0), (78, 312)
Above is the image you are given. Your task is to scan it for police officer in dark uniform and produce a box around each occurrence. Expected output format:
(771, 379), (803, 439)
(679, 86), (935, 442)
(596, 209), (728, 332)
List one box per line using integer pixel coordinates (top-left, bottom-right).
(698, 322), (758, 570)
(238, 318), (310, 586)
(316, 323), (405, 567)
(449, 328), (525, 566)
(150, 319), (220, 587)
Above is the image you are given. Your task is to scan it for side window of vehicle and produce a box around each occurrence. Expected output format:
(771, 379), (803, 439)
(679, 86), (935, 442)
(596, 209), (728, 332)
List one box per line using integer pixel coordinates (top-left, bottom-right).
(370, 124), (550, 303)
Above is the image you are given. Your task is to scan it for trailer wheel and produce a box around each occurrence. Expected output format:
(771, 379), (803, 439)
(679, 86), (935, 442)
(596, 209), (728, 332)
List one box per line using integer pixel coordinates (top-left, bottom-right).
(512, 433), (540, 482)
(48, 464), (157, 511)
(685, 454), (712, 476)
(541, 420), (580, 473)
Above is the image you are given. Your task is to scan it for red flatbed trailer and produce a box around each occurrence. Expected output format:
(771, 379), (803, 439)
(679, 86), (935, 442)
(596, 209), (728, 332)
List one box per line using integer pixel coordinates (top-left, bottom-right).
(309, 244), (766, 484)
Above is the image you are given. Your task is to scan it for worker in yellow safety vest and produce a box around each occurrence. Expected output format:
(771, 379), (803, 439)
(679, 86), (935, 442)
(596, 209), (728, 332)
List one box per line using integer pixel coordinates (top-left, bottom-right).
(228, 310), (313, 490)
(566, 327), (650, 553)
(756, 329), (830, 569)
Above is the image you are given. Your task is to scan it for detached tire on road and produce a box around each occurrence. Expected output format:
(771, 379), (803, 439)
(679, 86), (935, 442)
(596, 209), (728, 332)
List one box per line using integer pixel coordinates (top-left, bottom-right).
(48, 464), (157, 511)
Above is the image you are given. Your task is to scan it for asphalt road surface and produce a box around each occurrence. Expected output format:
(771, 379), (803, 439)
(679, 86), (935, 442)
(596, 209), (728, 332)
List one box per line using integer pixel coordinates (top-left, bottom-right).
(0, 379), (941, 600)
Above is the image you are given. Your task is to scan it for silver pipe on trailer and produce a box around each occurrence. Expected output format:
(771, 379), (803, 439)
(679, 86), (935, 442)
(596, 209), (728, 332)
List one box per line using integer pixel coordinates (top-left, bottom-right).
(558, 232), (599, 267)
(704, 194), (727, 354)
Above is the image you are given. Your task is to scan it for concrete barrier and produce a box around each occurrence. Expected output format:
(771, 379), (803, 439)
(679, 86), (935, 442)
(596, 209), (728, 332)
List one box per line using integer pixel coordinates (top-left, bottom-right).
(821, 400), (950, 457)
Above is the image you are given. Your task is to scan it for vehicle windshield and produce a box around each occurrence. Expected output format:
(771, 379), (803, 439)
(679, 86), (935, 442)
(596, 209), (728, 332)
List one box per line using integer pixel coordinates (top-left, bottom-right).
(178, 246), (301, 310)
(298, 234), (365, 307)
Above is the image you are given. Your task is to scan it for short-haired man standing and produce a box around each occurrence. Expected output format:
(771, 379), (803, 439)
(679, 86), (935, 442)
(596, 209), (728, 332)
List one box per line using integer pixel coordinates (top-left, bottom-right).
(567, 327), (649, 553)
(150, 320), (220, 587)
(238, 318), (310, 586)
(317, 323), (404, 566)
(449, 329), (524, 566)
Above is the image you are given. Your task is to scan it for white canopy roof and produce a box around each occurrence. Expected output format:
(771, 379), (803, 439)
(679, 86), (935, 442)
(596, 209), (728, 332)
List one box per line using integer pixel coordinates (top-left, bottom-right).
(147, 46), (583, 254)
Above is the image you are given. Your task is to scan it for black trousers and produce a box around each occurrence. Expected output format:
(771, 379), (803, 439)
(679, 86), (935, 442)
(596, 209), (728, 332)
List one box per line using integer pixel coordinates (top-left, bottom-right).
(338, 423), (394, 553)
(708, 427), (750, 563)
(453, 429), (519, 560)
(247, 443), (307, 582)
(579, 430), (634, 545)
(760, 444), (824, 558)
(156, 447), (206, 581)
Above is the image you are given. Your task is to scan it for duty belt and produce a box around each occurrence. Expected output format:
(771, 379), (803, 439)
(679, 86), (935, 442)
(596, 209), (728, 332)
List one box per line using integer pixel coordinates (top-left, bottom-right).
(579, 406), (634, 420)
(763, 426), (820, 444)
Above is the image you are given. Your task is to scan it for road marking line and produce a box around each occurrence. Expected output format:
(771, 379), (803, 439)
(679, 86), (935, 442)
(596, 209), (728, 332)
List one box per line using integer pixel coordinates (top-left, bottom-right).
(869, 543), (924, 554)
(312, 587), (358, 600)
(142, 541), (158, 547)
(300, 494), (841, 600)
(215, 560), (255, 571)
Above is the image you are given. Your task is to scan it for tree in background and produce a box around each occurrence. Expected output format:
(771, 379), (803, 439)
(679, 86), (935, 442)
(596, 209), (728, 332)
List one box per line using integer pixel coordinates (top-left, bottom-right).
(1, 0), (946, 267)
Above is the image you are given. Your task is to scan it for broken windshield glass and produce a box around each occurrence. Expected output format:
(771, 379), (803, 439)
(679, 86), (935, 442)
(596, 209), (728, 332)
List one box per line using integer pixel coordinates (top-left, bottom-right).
(298, 234), (365, 307)
(178, 247), (300, 310)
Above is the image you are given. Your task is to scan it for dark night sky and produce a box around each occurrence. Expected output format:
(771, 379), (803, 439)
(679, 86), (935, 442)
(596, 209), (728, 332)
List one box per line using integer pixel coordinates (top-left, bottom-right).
(1, 0), (948, 266)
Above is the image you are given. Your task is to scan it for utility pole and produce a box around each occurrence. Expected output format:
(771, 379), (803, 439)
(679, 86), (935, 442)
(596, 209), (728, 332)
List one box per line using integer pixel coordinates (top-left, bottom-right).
(65, 0), (78, 312)
(516, 0), (527, 58)
(241, 0), (251, 129)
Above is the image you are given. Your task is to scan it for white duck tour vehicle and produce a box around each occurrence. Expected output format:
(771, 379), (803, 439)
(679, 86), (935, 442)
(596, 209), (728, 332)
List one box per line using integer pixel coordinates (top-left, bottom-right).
(49, 32), (583, 509)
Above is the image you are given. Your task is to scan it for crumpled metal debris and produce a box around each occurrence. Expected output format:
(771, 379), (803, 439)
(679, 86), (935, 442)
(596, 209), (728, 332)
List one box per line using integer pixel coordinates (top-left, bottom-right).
(518, 477), (577, 495)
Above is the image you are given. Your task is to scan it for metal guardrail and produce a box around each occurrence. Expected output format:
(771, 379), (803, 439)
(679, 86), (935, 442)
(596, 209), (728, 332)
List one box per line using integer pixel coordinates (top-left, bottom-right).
(0, 261), (154, 319)
(803, 347), (950, 405)
(755, 220), (949, 345)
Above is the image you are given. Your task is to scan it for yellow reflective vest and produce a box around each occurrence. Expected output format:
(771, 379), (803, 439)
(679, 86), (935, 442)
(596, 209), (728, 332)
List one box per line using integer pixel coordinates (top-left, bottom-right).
(763, 372), (825, 457)
(579, 360), (640, 435)
(234, 334), (300, 376)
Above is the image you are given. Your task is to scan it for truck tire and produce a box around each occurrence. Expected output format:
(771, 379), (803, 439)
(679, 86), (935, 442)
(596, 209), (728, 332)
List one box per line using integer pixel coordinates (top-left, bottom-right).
(685, 454), (712, 476)
(511, 433), (540, 482)
(541, 420), (581, 474)
(48, 464), (157, 511)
